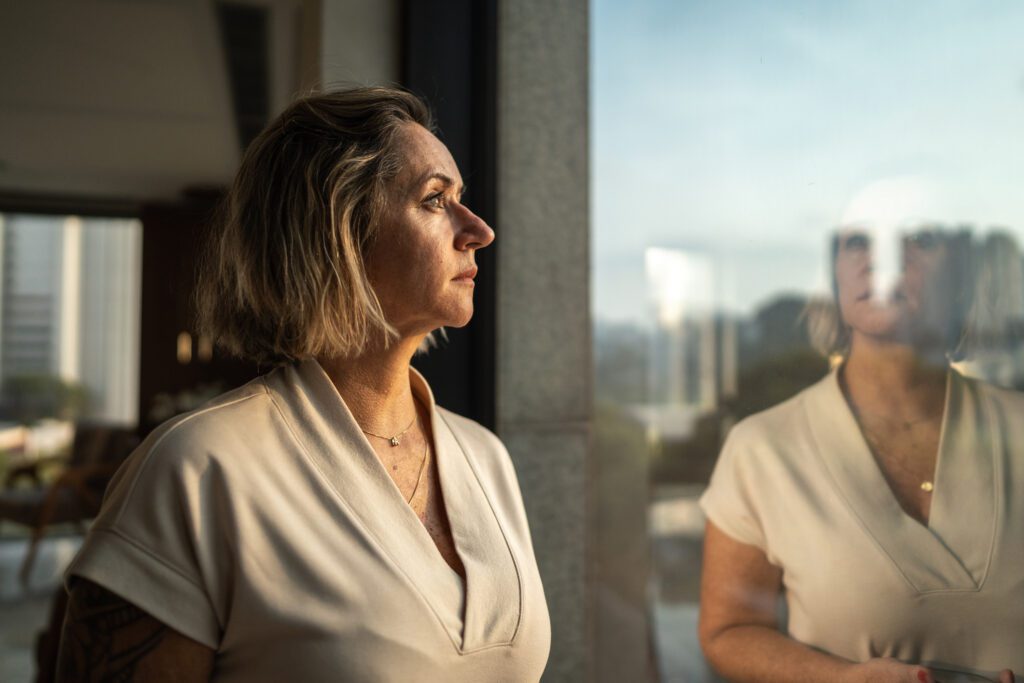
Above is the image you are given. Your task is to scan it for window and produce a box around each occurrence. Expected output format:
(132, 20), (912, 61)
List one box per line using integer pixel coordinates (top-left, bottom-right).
(0, 213), (141, 438)
(593, 2), (1024, 679)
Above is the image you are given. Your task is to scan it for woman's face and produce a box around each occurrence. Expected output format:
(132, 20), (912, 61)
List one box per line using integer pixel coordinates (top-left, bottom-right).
(365, 123), (494, 337)
(834, 228), (954, 347)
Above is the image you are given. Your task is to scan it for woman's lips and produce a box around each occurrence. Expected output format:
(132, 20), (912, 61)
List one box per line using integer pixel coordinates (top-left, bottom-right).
(453, 266), (478, 283)
(856, 287), (911, 305)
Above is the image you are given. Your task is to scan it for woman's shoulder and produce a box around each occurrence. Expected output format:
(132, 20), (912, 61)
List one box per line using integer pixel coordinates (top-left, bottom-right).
(701, 374), (834, 547)
(112, 377), (280, 491)
(146, 378), (276, 455)
(957, 372), (1024, 440)
(726, 372), (832, 449)
(91, 379), (281, 537)
(961, 371), (1024, 407)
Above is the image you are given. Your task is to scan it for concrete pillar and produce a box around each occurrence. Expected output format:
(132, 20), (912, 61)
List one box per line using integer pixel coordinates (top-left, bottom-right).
(495, 1), (591, 680)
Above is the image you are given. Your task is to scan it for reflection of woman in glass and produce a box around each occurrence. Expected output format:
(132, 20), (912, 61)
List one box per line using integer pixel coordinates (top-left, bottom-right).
(698, 226), (1021, 682)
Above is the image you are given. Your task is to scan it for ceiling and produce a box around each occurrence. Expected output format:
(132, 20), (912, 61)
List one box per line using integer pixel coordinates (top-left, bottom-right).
(0, 0), (241, 202)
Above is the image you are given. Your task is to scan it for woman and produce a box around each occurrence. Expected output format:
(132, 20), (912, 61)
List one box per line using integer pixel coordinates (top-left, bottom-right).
(55, 87), (551, 682)
(698, 226), (1021, 681)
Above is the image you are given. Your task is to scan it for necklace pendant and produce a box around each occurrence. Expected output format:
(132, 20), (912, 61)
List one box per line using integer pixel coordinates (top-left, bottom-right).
(920, 481), (934, 492)
(390, 436), (401, 447)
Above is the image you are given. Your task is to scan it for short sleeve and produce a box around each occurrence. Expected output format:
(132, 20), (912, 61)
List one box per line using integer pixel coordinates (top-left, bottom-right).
(699, 421), (768, 551)
(65, 422), (226, 649)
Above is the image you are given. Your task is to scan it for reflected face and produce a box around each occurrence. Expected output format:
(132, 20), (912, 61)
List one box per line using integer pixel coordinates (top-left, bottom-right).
(834, 228), (954, 346)
(364, 123), (495, 337)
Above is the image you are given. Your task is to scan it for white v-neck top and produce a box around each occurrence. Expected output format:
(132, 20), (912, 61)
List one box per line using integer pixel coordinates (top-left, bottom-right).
(700, 369), (1024, 676)
(66, 360), (550, 682)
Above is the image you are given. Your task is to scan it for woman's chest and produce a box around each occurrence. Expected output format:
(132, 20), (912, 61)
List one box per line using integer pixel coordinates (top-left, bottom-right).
(213, 503), (548, 683)
(766, 450), (1024, 670)
(376, 440), (466, 578)
(415, 473), (467, 579)
(862, 423), (939, 524)
(210, 449), (547, 670)
(782, 534), (1024, 670)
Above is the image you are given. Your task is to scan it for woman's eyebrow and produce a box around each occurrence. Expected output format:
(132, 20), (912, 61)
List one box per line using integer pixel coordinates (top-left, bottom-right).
(413, 170), (463, 193)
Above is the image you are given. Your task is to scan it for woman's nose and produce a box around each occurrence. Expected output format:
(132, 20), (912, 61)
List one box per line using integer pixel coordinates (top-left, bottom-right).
(454, 204), (495, 251)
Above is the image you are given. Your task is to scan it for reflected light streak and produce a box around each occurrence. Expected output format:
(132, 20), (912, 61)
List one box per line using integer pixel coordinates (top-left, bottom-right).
(645, 247), (714, 327)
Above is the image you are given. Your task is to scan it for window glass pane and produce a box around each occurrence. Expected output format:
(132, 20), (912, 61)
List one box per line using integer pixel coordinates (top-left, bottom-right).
(593, 2), (1024, 680)
(0, 213), (142, 461)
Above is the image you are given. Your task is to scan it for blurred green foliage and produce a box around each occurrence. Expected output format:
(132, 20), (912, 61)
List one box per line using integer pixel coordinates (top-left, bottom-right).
(653, 349), (828, 485)
(1, 374), (89, 424)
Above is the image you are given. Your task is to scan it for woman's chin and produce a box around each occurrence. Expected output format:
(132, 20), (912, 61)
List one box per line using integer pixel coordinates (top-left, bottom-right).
(413, 310), (473, 334)
(445, 311), (474, 329)
(440, 301), (475, 328)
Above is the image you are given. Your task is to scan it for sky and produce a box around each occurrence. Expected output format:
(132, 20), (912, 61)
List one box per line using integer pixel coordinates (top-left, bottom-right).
(592, 0), (1024, 324)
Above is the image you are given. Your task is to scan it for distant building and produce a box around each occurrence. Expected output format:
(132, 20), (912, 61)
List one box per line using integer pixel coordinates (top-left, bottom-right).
(0, 213), (142, 424)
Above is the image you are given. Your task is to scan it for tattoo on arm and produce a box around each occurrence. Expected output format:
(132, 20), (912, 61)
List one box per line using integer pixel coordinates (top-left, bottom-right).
(56, 579), (169, 682)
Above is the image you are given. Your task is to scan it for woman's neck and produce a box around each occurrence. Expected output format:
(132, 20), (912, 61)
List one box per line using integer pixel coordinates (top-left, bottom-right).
(317, 335), (425, 435)
(841, 333), (948, 422)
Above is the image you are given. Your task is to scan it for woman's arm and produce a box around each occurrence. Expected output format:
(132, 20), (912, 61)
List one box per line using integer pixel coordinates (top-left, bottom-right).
(56, 578), (215, 682)
(698, 521), (929, 683)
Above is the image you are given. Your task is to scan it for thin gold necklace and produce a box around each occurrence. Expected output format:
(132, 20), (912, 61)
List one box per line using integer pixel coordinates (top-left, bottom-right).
(847, 380), (941, 495)
(859, 419), (937, 494)
(405, 438), (430, 504)
(362, 412), (417, 447)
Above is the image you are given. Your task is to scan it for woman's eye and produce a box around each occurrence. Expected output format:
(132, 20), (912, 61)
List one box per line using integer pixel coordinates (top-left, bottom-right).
(423, 193), (445, 209)
(907, 230), (939, 249)
(843, 233), (870, 250)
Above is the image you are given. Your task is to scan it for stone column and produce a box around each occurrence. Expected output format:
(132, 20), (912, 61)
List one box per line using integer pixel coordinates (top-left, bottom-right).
(495, 1), (591, 680)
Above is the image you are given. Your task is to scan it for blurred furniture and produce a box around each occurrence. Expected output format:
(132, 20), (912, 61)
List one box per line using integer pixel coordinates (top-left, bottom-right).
(0, 422), (139, 584)
(1, 420), (75, 487)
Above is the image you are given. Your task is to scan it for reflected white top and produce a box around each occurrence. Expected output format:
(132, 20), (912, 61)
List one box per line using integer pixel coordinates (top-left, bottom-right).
(67, 359), (550, 682)
(701, 368), (1024, 674)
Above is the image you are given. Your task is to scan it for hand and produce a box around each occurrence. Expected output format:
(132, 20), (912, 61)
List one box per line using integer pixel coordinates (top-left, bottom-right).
(932, 669), (1016, 683)
(841, 659), (933, 683)
(843, 661), (1015, 683)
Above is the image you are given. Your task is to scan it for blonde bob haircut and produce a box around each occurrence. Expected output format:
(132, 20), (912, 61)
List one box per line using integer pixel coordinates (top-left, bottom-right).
(196, 86), (434, 365)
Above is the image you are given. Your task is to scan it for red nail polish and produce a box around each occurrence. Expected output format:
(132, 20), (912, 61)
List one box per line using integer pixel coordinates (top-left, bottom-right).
(918, 671), (928, 683)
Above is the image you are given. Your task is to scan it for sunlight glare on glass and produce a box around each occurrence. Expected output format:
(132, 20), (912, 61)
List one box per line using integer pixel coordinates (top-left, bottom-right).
(645, 247), (714, 327)
(839, 175), (944, 303)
